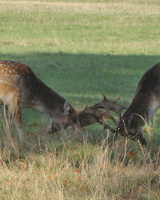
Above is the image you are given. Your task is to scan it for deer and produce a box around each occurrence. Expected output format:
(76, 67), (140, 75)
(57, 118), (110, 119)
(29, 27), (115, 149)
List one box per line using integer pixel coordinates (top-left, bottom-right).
(0, 60), (126, 147)
(117, 62), (160, 145)
(0, 60), (79, 145)
(78, 62), (160, 146)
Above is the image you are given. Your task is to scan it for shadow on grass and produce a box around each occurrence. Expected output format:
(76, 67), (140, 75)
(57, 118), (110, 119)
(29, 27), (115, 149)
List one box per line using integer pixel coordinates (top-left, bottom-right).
(0, 52), (159, 105)
(0, 53), (159, 105)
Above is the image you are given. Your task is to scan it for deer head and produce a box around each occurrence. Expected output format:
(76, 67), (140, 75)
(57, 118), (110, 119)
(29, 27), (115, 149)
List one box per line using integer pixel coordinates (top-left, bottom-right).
(116, 62), (160, 145)
(117, 113), (147, 145)
(47, 101), (79, 134)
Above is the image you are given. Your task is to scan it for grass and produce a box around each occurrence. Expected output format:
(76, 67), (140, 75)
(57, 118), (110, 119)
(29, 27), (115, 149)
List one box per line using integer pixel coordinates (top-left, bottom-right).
(0, 0), (160, 199)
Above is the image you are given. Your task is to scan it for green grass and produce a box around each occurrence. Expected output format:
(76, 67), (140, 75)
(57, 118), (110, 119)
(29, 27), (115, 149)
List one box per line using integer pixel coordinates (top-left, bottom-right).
(0, 0), (160, 199)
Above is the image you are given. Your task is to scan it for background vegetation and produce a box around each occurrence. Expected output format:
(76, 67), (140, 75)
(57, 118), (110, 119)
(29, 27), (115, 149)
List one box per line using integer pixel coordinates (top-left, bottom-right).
(0, 0), (160, 199)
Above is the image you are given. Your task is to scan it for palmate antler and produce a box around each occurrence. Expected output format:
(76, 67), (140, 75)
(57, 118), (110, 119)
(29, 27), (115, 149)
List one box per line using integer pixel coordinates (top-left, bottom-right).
(78, 95), (126, 133)
(93, 95), (126, 117)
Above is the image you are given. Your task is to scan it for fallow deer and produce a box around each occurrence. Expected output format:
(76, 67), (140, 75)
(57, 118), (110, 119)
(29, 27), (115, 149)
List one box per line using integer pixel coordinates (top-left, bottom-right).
(118, 62), (160, 145)
(0, 60), (78, 145)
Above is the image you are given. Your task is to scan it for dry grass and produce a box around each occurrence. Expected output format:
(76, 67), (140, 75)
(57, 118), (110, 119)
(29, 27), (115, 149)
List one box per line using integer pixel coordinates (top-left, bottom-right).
(0, 121), (159, 200)
(0, 135), (160, 200)
(0, 1), (159, 15)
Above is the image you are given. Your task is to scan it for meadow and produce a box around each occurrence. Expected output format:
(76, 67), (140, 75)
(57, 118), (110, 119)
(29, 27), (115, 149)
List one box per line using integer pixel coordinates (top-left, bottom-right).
(0, 0), (160, 199)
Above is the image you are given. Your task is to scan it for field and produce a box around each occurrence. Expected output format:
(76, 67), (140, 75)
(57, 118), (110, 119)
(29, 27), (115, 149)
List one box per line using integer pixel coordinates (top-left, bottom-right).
(0, 0), (160, 199)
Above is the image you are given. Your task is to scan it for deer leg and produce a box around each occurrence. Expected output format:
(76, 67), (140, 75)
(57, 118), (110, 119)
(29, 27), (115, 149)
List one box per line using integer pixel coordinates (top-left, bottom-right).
(12, 106), (25, 145)
(3, 104), (13, 129)
(3, 104), (13, 141)
(46, 119), (61, 134)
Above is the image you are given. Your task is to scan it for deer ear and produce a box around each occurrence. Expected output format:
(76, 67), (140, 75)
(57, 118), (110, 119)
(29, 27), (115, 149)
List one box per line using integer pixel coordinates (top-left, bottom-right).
(126, 114), (145, 126)
(63, 101), (71, 115)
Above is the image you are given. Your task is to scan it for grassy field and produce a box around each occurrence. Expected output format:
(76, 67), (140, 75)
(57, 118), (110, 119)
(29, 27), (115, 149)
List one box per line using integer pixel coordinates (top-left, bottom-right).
(0, 0), (160, 199)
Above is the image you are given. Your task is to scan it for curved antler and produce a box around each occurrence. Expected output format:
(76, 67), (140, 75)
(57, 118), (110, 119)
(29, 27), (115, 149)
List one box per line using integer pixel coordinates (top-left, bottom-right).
(93, 95), (126, 117)
(78, 108), (117, 133)
(77, 95), (126, 133)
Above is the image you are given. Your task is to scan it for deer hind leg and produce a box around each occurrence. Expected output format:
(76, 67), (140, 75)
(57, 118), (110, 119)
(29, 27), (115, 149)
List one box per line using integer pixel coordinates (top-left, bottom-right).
(3, 104), (12, 142)
(12, 106), (25, 145)
(5, 101), (25, 145)
(3, 104), (13, 129)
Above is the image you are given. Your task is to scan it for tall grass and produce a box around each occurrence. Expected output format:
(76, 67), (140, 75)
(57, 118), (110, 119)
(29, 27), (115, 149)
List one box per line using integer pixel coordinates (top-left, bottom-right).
(0, 0), (160, 199)
(0, 132), (160, 199)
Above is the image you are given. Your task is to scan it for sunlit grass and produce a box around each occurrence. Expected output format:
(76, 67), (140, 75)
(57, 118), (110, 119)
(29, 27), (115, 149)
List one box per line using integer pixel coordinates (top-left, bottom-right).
(0, 0), (160, 54)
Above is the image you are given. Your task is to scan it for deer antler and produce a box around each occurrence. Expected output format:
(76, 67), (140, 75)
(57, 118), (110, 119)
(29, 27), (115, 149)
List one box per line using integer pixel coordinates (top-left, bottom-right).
(78, 106), (117, 133)
(78, 95), (126, 133)
(93, 95), (126, 117)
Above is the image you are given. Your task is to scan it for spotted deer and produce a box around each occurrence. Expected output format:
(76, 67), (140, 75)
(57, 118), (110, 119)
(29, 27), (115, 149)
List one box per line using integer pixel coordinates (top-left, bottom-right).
(0, 60), (78, 145)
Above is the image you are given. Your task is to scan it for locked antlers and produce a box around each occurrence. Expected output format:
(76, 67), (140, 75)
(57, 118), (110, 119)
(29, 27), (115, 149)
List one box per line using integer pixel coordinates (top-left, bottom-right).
(93, 95), (126, 118)
(78, 95), (126, 133)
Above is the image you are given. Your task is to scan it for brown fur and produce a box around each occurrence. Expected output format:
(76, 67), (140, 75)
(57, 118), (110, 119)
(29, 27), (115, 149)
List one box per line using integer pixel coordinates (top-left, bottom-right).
(0, 60), (78, 144)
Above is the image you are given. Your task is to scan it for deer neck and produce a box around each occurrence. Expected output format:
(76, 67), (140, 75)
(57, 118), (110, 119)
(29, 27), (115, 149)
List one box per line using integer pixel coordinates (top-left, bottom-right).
(123, 92), (160, 122)
(24, 78), (66, 116)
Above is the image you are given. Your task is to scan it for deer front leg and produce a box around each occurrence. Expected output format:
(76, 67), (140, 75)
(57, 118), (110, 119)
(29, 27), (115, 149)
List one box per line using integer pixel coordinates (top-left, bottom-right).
(46, 118), (61, 134)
